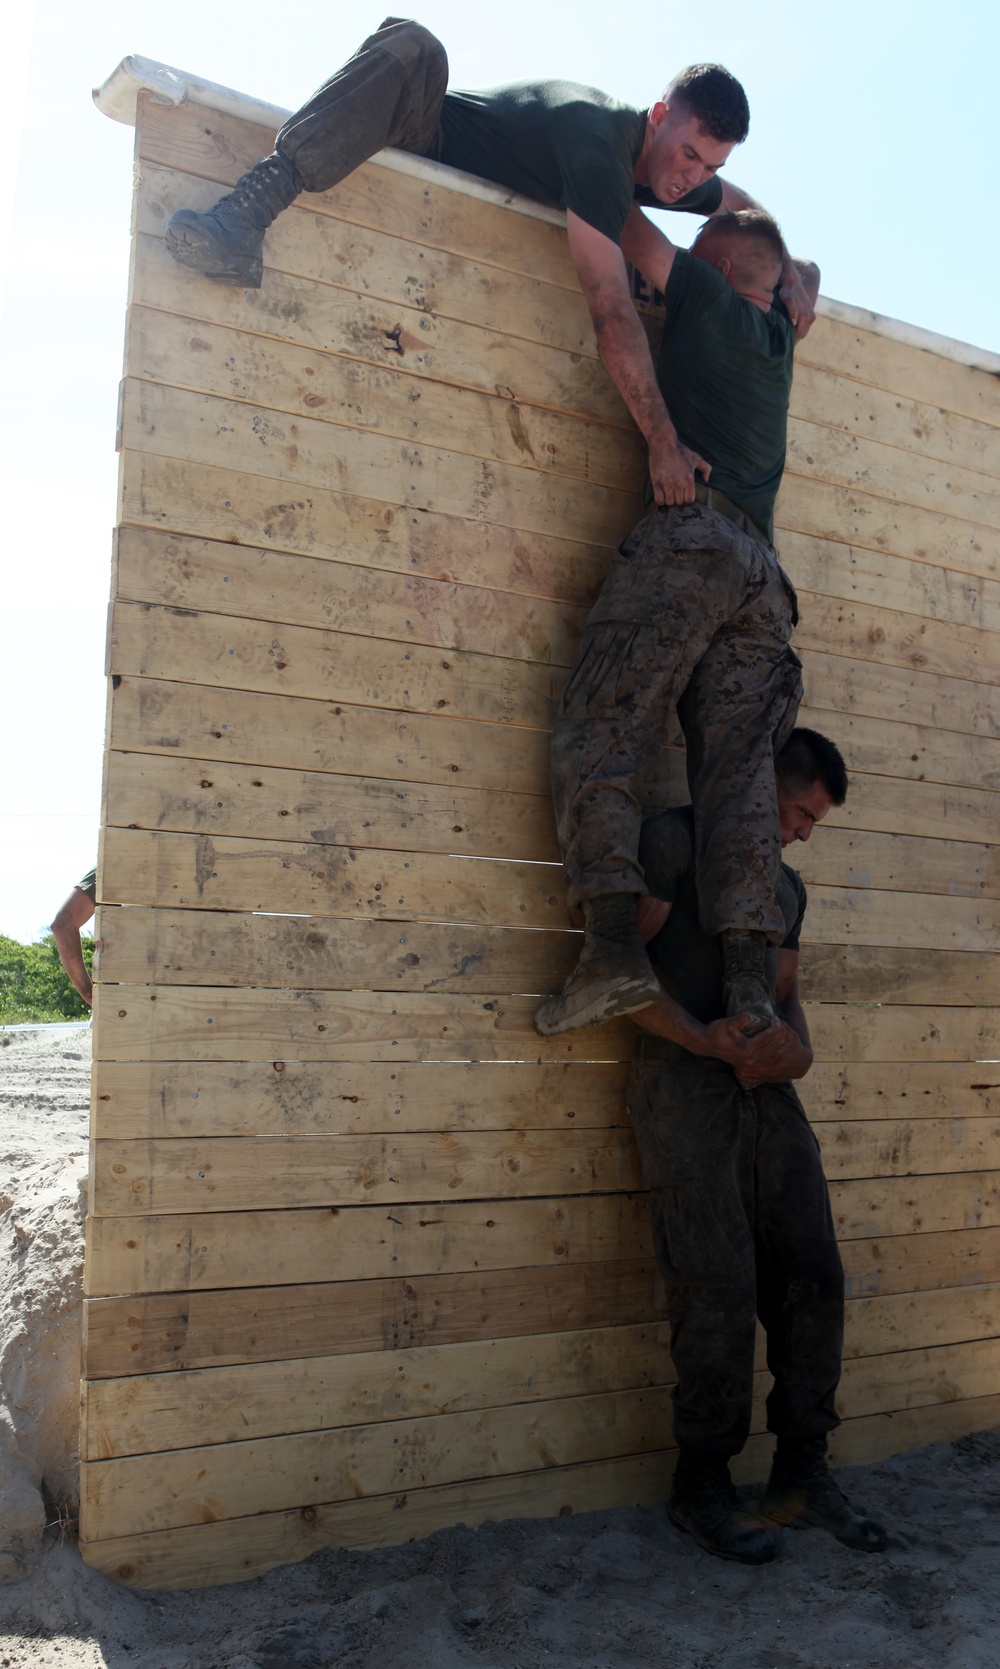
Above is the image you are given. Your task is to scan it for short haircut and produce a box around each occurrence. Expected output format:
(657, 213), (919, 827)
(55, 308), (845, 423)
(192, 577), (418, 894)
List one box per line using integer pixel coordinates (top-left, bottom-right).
(776, 727), (849, 807)
(664, 64), (750, 145)
(694, 208), (785, 269)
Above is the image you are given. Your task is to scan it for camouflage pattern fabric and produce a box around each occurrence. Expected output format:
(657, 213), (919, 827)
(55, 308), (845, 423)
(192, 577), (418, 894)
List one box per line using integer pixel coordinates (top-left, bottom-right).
(550, 501), (802, 940)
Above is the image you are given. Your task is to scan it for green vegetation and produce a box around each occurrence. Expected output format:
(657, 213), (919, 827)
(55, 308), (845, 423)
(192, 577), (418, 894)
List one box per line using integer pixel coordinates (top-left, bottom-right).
(0, 932), (94, 1024)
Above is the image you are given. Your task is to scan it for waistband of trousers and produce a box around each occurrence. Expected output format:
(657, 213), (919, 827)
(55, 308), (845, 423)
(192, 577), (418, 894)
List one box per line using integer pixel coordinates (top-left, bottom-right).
(687, 480), (771, 548)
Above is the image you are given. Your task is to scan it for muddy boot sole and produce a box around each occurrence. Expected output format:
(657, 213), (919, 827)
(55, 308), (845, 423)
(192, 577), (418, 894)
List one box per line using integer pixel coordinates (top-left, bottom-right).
(164, 210), (264, 287)
(535, 940), (660, 1036)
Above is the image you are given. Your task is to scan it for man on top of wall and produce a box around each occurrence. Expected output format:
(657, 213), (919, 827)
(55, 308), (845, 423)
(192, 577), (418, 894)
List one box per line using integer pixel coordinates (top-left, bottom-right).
(536, 209), (820, 1040)
(163, 17), (816, 513)
(630, 727), (887, 1564)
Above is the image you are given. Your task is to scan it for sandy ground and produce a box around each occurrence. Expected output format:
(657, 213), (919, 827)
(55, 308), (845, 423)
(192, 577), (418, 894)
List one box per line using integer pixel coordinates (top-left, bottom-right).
(1, 1028), (1000, 1669)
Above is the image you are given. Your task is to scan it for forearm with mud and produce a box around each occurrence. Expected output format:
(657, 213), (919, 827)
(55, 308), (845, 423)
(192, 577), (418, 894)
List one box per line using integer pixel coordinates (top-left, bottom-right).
(590, 301), (683, 463)
(632, 983), (729, 1058)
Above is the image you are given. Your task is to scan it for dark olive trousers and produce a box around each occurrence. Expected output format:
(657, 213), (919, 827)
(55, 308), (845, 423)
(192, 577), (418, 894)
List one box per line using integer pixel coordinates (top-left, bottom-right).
(275, 18), (449, 192)
(550, 501), (802, 941)
(628, 1045), (844, 1459)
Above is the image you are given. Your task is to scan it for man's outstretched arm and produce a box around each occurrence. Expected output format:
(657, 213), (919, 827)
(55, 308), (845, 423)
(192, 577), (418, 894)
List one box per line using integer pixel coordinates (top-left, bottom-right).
(566, 208), (710, 505)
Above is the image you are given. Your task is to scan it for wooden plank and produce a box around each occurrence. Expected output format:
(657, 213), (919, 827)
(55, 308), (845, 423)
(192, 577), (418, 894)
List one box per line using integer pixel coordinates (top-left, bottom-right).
(825, 769), (1000, 848)
(837, 1335), (1000, 1420)
(89, 1128), (641, 1216)
(802, 649), (1000, 746)
(118, 453), (612, 610)
(782, 528), (1000, 637)
(795, 587), (1000, 687)
(114, 526), (586, 669)
(108, 677), (555, 798)
(118, 380), (641, 548)
(797, 825), (1000, 900)
(84, 1168), (1000, 1303)
(800, 944), (1000, 1007)
(108, 594), (563, 731)
(82, 1255), (660, 1378)
(100, 828), (569, 929)
(93, 906), (1000, 1007)
(119, 593), (1000, 755)
(79, 1447), (676, 1588)
(135, 99), (583, 291)
(805, 1062), (1000, 1124)
(79, 1382), (673, 1540)
(103, 750), (562, 862)
(90, 1115), (1000, 1219)
(84, 1192), (653, 1297)
(132, 219), (627, 426)
(797, 313), (1000, 428)
(76, 1328), (1000, 1542)
(133, 179), (603, 365)
(790, 360), (1000, 477)
(816, 1117), (1000, 1181)
(786, 415), (1000, 533)
(90, 1058), (628, 1141)
(844, 1282), (1000, 1361)
(96, 905), (577, 995)
(776, 472), (998, 587)
(82, 1279), (1000, 1460)
(840, 1226), (1000, 1299)
(76, 1389), (1000, 1588)
(803, 885), (1000, 955)
(108, 597), (564, 731)
(829, 1171), (1000, 1240)
(84, 1319), (671, 1460)
(93, 977), (1000, 1066)
(804, 701), (1000, 795)
(82, 1224), (1000, 1380)
(126, 300), (641, 489)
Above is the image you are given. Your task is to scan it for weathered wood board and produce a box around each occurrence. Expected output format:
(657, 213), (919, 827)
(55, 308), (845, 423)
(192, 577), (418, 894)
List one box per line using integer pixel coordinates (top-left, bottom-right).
(83, 82), (1000, 1588)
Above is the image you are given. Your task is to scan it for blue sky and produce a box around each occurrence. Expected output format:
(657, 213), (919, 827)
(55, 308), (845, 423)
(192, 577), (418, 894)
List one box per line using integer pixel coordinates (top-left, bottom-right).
(1, 0), (997, 942)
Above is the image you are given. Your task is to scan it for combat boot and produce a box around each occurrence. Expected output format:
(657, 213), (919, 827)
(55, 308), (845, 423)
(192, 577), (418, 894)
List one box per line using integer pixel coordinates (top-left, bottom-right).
(720, 928), (773, 1037)
(534, 893), (660, 1036)
(762, 1439), (888, 1551)
(668, 1452), (779, 1565)
(164, 151), (303, 286)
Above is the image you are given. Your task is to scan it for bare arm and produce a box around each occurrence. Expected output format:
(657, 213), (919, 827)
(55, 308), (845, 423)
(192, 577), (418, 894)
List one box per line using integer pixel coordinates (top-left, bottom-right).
(51, 886), (95, 1007)
(566, 208), (710, 505)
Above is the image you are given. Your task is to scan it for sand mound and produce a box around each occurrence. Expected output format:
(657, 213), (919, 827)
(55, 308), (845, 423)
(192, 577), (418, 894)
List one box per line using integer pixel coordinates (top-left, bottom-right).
(0, 1030), (90, 1582)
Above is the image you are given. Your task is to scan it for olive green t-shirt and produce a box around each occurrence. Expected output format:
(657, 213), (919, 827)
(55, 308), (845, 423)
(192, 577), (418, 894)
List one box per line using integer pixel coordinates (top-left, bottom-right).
(657, 249), (795, 540)
(76, 867), (97, 904)
(440, 83), (723, 244)
(639, 807), (806, 1030)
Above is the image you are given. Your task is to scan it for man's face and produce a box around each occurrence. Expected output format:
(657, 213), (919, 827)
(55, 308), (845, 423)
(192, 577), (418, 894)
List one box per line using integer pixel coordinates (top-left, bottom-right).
(641, 103), (734, 203)
(775, 777), (834, 847)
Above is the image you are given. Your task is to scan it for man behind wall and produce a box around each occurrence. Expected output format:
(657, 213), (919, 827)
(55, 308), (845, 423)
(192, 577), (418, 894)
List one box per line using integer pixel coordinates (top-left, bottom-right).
(537, 210), (820, 1040)
(163, 17), (816, 513)
(628, 728), (887, 1564)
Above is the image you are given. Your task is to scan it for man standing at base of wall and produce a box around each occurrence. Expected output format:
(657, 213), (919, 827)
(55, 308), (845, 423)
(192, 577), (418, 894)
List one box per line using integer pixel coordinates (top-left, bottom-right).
(162, 17), (815, 510)
(536, 211), (819, 1041)
(627, 728), (888, 1565)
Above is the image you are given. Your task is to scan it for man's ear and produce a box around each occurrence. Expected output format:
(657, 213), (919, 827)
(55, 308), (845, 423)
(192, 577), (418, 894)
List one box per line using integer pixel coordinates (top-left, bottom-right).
(715, 254), (732, 277)
(648, 100), (668, 130)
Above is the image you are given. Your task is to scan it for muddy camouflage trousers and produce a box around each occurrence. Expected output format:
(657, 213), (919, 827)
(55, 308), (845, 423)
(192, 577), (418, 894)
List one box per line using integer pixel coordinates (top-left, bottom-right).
(629, 1044), (845, 1458)
(550, 502), (803, 940)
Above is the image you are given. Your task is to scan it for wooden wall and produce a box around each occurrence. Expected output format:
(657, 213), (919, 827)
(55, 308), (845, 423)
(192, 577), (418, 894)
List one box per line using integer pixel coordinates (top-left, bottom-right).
(82, 88), (1000, 1588)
